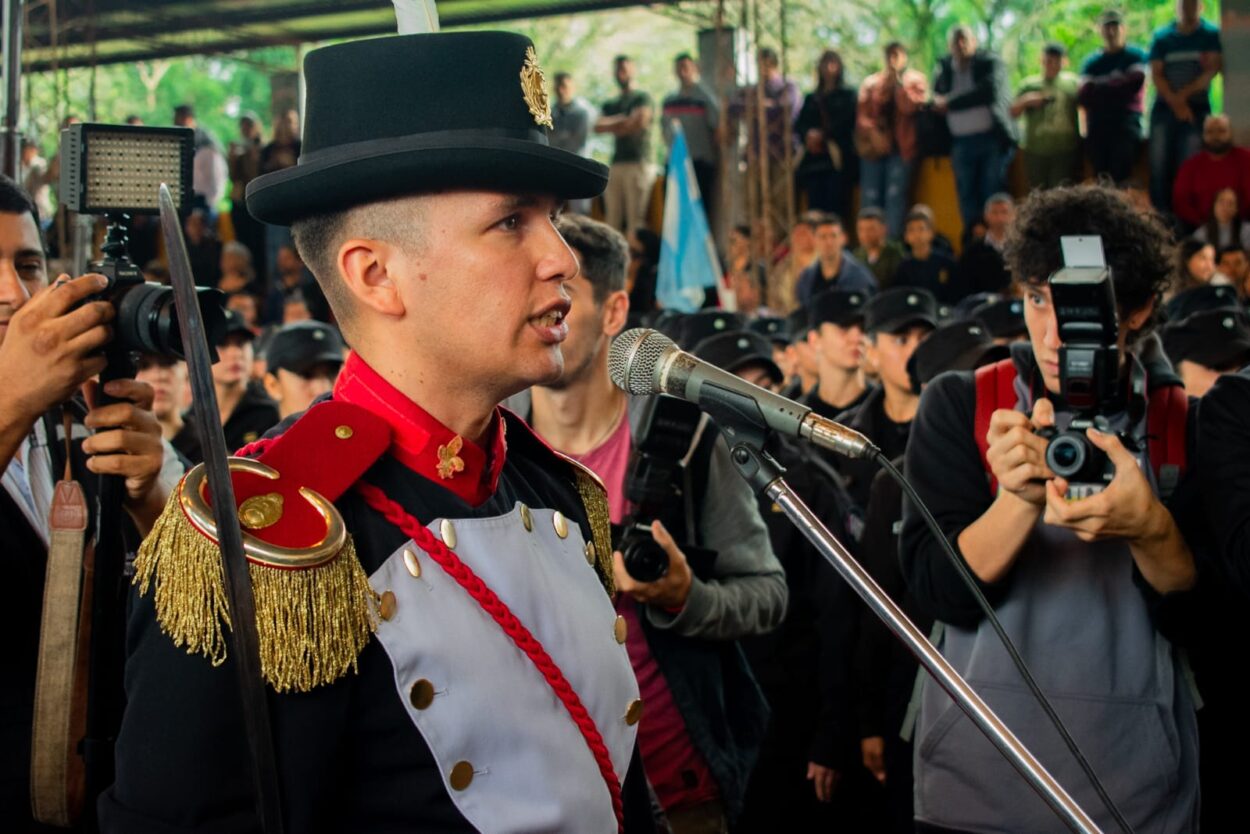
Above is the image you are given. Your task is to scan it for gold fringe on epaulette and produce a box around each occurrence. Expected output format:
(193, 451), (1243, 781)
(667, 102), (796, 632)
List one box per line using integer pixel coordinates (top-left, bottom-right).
(134, 488), (377, 693)
(572, 468), (616, 598)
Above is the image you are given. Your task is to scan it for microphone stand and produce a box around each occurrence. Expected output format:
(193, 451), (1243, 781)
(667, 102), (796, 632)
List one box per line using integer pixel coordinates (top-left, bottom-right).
(720, 427), (1102, 834)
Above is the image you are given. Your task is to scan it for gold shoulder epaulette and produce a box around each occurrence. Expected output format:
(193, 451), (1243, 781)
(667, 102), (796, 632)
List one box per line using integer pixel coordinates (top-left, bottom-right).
(134, 401), (392, 693)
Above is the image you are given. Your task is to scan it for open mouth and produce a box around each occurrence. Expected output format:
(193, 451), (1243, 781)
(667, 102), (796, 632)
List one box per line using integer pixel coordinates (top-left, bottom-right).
(534, 308), (566, 328)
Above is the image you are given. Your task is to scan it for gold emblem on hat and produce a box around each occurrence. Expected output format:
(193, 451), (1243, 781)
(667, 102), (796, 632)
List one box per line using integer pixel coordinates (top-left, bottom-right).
(520, 46), (554, 129)
(436, 435), (466, 480)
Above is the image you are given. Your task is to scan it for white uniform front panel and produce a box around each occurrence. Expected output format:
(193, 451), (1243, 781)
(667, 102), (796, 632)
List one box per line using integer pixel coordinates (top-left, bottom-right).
(369, 503), (638, 834)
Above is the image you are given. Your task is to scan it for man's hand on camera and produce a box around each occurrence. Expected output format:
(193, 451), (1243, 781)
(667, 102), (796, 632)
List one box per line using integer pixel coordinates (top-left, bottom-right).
(81, 377), (168, 533)
(0, 273), (112, 424)
(985, 398), (1056, 506)
(1043, 428), (1196, 592)
(612, 520), (693, 610)
(1043, 428), (1160, 543)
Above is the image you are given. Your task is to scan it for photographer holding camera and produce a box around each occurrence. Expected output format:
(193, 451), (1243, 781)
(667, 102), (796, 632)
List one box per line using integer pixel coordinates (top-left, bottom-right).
(523, 214), (785, 833)
(900, 184), (1199, 833)
(0, 175), (176, 829)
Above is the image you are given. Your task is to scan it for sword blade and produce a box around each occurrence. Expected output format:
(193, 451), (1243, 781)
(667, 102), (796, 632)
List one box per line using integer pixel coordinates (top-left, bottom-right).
(158, 183), (284, 833)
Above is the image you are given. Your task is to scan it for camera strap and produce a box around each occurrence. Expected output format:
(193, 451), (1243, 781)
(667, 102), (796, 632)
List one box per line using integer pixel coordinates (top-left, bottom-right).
(30, 407), (90, 827)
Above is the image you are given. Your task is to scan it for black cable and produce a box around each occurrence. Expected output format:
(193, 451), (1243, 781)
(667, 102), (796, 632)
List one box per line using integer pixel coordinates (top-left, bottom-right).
(875, 453), (1134, 834)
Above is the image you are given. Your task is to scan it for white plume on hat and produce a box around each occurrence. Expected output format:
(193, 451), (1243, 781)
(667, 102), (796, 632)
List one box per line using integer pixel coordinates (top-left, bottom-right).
(393, 0), (440, 34)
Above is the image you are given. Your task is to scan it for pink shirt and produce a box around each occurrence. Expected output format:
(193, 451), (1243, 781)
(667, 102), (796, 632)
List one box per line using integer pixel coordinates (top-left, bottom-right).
(568, 410), (720, 813)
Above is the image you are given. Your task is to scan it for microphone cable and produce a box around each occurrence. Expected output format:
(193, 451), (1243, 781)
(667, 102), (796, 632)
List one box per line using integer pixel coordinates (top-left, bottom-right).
(874, 453), (1134, 834)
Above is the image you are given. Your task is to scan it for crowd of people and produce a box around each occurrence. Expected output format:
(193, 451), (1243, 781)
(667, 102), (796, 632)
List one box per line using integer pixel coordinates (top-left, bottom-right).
(4, 4), (1250, 834)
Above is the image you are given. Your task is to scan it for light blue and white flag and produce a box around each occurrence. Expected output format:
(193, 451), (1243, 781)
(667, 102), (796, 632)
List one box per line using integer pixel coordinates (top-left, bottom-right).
(656, 122), (723, 312)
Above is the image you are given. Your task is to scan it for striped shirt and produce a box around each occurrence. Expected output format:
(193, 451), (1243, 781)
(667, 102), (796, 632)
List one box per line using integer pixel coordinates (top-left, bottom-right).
(1149, 19), (1222, 117)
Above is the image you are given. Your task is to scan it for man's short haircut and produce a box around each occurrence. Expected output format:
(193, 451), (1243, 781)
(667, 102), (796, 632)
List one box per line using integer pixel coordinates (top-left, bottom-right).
(733, 223), (751, 238)
(1003, 184), (1173, 332)
(948, 24), (975, 44)
(614, 54), (632, 66)
(813, 212), (843, 230)
(985, 193), (1013, 211)
(1218, 243), (1246, 260)
(858, 206), (886, 223)
(173, 104), (195, 120)
(0, 174), (42, 236)
(884, 41), (906, 57)
(904, 209), (934, 229)
(1043, 42), (1066, 57)
(758, 47), (779, 65)
(674, 52), (694, 64)
(556, 214), (628, 305)
(289, 196), (429, 335)
(554, 71), (572, 85)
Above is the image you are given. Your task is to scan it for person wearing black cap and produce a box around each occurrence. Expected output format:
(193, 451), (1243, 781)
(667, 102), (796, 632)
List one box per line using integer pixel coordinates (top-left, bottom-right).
(173, 309), (280, 465)
(970, 294), (1028, 344)
(781, 306), (820, 399)
(692, 329), (864, 829)
(104, 27), (652, 833)
(748, 316), (792, 389)
(1079, 10), (1148, 184)
(262, 320), (347, 419)
(853, 320), (1005, 834)
(678, 308), (746, 351)
(895, 209), (965, 304)
(1163, 282), (1241, 322)
(801, 290), (872, 424)
(835, 287), (937, 510)
(1162, 308), (1250, 396)
(1012, 44), (1080, 191)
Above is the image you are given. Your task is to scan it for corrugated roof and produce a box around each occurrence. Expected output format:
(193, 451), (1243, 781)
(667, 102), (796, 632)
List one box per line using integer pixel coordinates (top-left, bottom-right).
(21, 0), (668, 72)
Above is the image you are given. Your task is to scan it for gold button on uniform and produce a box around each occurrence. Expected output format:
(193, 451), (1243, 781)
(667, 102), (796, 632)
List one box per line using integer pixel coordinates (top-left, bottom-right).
(409, 679), (435, 710)
(440, 519), (457, 549)
(403, 548), (422, 578)
(334, 425), (354, 440)
(624, 699), (644, 726)
(379, 590), (397, 621)
(519, 504), (533, 532)
(584, 541), (596, 566)
(552, 511), (569, 539)
(614, 616), (628, 644)
(449, 760), (475, 791)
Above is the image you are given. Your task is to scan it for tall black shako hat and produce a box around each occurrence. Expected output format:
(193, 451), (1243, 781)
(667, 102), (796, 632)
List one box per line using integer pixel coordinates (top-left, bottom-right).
(246, 32), (608, 226)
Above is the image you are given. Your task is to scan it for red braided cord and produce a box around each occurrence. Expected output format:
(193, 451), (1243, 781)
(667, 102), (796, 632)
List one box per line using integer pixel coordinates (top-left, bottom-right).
(234, 436), (276, 458)
(356, 482), (625, 832)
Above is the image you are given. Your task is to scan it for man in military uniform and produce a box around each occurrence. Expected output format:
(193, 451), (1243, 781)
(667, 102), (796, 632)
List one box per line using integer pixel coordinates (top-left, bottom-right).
(101, 31), (647, 832)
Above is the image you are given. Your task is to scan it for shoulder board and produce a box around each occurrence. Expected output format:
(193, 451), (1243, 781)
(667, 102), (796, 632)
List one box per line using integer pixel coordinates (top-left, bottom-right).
(500, 408), (615, 596)
(133, 399), (392, 693)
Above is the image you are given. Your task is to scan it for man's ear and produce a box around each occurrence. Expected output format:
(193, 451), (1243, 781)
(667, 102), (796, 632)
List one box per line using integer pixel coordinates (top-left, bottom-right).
(338, 238), (406, 318)
(262, 372), (282, 403)
(602, 289), (630, 338)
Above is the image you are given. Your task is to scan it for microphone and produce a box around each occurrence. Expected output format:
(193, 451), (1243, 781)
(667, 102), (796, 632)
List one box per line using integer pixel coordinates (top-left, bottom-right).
(608, 328), (877, 460)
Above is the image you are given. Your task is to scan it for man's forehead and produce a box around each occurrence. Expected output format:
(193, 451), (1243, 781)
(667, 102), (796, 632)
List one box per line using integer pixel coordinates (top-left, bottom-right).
(0, 211), (44, 257)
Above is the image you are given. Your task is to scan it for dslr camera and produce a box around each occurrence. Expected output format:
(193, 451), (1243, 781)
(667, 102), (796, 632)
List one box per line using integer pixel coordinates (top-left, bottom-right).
(1036, 255), (1124, 497)
(59, 123), (227, 381)
(614, 395), (716, 583)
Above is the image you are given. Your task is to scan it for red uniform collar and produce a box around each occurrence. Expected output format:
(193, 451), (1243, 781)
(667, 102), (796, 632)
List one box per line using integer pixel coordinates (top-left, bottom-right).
(332, 352), (507, 506)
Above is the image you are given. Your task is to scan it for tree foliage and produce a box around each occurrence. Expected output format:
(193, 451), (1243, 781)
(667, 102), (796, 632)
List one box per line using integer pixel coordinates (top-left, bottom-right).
(17, 2), (1218, 165)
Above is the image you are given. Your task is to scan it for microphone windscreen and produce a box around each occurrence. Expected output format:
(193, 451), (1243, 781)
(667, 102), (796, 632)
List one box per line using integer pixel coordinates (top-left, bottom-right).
(608, 328), (676, 395)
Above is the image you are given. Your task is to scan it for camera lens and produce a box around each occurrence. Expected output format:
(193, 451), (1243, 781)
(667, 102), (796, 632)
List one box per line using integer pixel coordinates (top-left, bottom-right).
(622, 537), (669, 583)
(1046, 434), (1087, 479)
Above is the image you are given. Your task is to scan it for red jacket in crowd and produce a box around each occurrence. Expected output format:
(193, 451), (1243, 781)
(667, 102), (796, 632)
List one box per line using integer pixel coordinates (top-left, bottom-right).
(1172, 146), (1250, 228)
